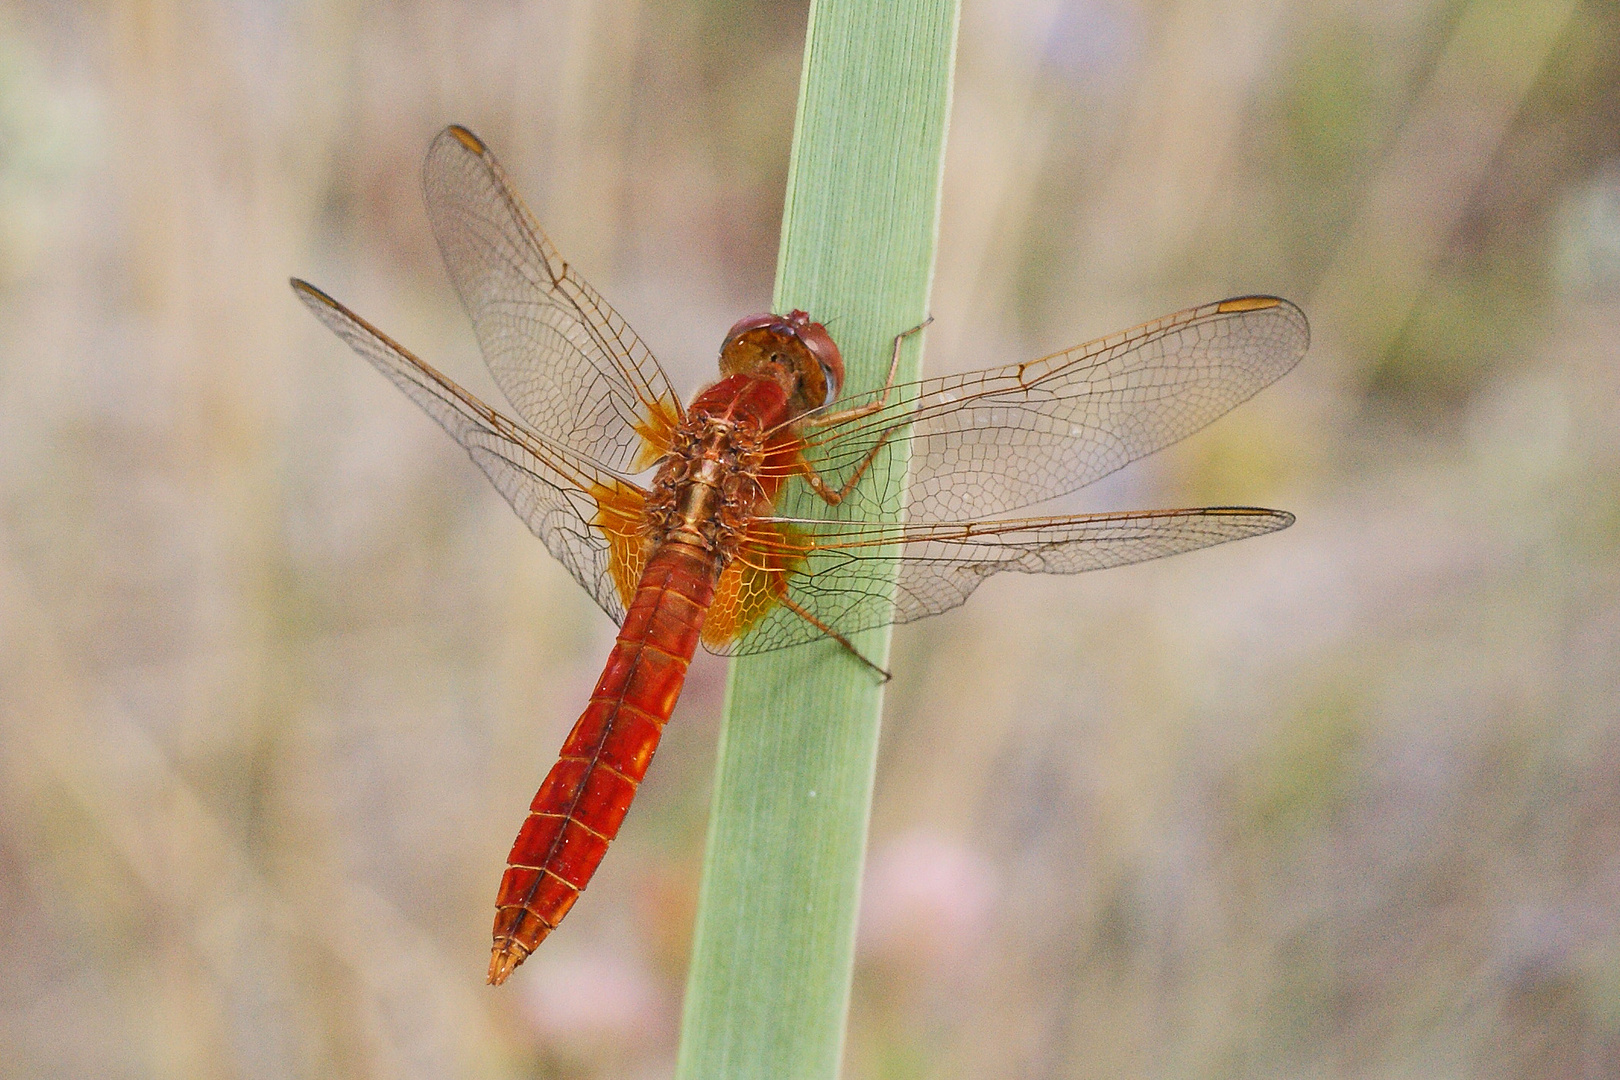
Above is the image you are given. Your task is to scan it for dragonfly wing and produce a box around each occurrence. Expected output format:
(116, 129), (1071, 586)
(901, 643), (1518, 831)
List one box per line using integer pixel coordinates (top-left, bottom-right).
(789, 297), (1307, 522)
(422, 125), (683, 473)
(714, 507), (1293, 655)
(293, 279), (644, 624)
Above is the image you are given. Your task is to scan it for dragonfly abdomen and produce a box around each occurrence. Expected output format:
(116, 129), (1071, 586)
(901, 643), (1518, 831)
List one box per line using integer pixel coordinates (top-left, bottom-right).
(488, 541), (720, 984)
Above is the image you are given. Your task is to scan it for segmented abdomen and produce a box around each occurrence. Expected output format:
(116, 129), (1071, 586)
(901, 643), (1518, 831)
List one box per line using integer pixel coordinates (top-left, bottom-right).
(488, 541), (718, 984)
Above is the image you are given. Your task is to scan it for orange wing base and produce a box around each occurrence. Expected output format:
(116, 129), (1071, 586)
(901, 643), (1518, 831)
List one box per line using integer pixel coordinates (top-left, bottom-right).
(701, 521), (811, 649)
(591, 480), (650, 612)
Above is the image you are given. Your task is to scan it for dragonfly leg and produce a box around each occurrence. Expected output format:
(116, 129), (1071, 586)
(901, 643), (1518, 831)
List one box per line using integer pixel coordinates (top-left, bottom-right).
(795, 316), (930, 505)
(797, 428), (896, 506)
(780, 595), (891, 682)
(802, 316), (932, 428)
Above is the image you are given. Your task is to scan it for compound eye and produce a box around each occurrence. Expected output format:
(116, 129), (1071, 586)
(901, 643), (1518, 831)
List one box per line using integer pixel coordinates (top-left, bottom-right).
(817, 358), (841, 401)
(722, 312), (779, 348)
(793, 319), (844, 403)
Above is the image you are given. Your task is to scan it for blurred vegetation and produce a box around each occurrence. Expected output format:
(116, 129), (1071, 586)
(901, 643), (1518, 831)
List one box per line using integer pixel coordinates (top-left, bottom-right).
(3, 0), (1620, 1077)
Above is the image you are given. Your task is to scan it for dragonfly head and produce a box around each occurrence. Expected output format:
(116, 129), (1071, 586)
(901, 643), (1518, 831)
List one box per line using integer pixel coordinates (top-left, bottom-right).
(719, 310), (844, 415)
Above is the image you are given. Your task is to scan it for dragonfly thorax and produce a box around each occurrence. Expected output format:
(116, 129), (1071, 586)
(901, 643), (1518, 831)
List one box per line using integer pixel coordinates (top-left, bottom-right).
(645, 418), (766, 557)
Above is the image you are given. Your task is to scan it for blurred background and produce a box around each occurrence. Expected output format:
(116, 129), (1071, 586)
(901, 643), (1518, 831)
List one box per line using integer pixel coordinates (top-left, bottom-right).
(3, 0), (1619, 1076)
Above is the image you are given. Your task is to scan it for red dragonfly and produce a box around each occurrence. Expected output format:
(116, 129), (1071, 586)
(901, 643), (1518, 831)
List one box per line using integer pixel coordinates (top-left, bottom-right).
(292, 125), (1308, 985)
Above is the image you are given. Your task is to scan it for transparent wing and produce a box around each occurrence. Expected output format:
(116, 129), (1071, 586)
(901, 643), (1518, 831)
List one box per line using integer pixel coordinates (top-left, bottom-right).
(774, 297), (1308, 523)
(715, 507), (1293, 655)
(292, 278), (645, 623)
(422, 125), (682, 474)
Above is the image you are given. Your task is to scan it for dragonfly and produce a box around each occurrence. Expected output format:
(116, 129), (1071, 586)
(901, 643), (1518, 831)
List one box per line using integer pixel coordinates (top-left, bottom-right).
(292, 125), (1308, 985)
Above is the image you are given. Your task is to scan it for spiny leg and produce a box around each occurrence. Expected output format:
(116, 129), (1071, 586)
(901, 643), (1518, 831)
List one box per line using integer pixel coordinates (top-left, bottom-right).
(779, 595), (891, 682)
(779, 318), (933, 661)
(797, 316), (932, 505)
(796, 430), (896, 506)
(802, 316), (932, 429)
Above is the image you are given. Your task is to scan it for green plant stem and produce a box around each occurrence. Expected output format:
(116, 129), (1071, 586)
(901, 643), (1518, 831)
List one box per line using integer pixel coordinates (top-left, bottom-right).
(673, 1), (959, 1077)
